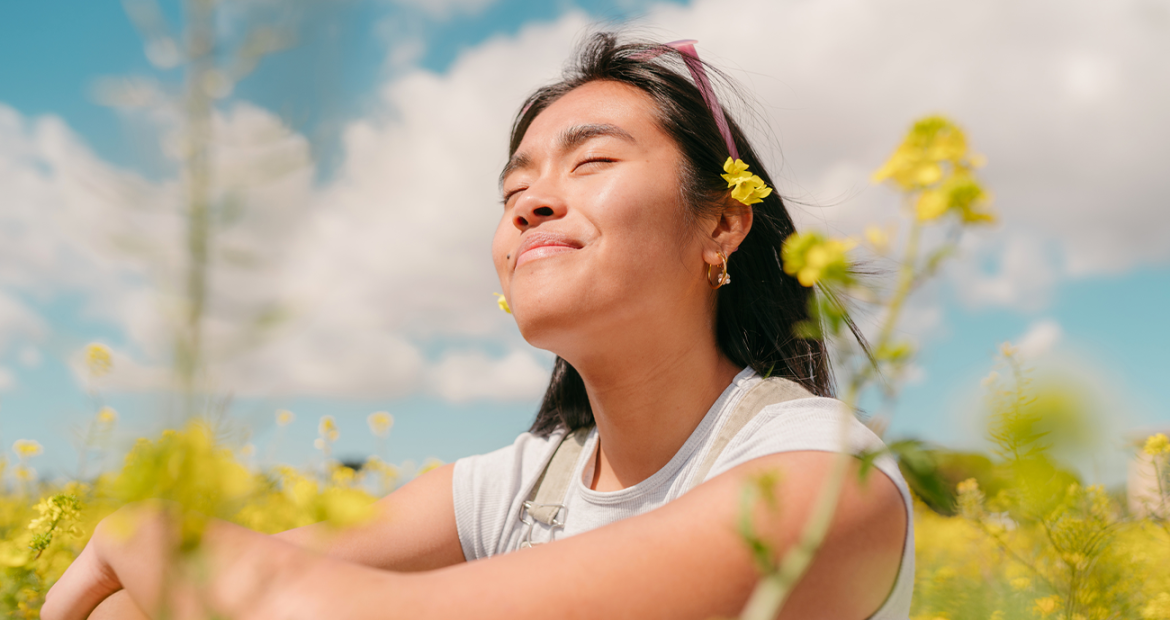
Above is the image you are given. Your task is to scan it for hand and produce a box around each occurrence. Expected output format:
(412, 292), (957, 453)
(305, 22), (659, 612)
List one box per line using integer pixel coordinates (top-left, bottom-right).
(41, 522), (123, 620)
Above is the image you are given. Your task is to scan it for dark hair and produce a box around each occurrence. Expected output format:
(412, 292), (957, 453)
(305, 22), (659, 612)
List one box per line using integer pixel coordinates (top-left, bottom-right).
(510, 33), (835, 437)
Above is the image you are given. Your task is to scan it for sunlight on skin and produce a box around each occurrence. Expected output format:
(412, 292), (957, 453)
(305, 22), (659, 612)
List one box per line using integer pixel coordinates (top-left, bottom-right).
(41, 80), (905, 620)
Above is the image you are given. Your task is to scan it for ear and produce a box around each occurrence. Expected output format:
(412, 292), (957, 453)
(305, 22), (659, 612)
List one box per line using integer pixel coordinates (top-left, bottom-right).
(702, 202), (753, 266)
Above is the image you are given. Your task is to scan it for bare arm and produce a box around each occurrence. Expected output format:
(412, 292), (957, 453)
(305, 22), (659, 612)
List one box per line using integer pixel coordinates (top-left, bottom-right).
(52, 451), (906, 620)
(271, 463), (464, 571)
(84, 463), (463, 619)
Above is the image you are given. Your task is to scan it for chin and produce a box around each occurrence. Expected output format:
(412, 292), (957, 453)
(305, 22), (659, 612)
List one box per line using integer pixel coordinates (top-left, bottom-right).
(509, 283), (592, 355)
(512, 298), (575, 353)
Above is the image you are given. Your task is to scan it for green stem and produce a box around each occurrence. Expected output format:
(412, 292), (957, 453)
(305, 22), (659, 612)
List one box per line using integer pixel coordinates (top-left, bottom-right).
(740, 213), (929, 619)
(176, 0), (215, 419)
(873, 216), (922, 354)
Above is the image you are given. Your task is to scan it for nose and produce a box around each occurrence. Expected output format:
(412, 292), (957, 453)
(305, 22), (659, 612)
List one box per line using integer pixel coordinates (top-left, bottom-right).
(512, 184), (567, 231)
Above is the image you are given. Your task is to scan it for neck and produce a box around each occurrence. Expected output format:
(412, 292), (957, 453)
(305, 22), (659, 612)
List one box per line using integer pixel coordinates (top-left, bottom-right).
(570, 332), (742, 492)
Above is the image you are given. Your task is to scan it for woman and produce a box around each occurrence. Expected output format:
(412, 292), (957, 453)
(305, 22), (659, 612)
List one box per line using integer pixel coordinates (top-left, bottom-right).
(45, 33), (913, 620)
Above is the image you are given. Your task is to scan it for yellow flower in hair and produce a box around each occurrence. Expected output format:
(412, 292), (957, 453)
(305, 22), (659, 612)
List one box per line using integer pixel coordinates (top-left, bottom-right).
(721, 158), (772, 205)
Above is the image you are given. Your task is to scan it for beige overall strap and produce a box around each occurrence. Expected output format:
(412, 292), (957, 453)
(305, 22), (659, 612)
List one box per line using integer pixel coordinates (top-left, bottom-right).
(686, 376), (813, 492)
(523, 425), (591, 526)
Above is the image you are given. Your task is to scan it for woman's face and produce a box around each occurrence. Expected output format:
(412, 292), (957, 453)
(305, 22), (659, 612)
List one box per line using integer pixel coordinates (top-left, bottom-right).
(493, 80), (716, 359)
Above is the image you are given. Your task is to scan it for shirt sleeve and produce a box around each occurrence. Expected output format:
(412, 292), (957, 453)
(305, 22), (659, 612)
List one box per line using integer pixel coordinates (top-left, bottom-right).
(452, 431), (561, 561)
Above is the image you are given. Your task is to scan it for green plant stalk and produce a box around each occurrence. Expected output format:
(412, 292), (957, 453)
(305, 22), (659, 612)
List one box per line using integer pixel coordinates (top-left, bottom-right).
(176, 0), (215, 419)
(872, 213), (923, 356)
(740, 214), (925, 620)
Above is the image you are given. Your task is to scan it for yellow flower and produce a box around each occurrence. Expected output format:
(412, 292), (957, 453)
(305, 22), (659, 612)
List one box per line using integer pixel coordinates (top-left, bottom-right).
(318, 415), (339, 442)
(13, 464), (35, 481)
(1143, 593), (1170, 620)
(494, 292), (511, 314)
(872, 116), (972, 191)
(1033, 595), (1060, 617)
(330, 464), (356, 487)
(12, 439), (43, 459)
(781, 232), (856, 287)
(721, 158), (773, 206)
(915, 174), (994, 223)
(85, 343), (113, 377)
(275, 409), (295, 427)
(1010, 577), (1032, 591)
(1144, 433), (1170, 456)
(367, 411), (394, 438)
(999, 341), (1017, 358)
(418, 457), (445, 476)
(864, 225), (893, 254)
(96, 406), (118, 424)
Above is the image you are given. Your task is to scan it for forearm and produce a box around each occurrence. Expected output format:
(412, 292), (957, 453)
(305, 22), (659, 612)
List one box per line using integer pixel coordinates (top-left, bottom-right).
(100, 511), (399, 619)
(88, 590), (148, 620)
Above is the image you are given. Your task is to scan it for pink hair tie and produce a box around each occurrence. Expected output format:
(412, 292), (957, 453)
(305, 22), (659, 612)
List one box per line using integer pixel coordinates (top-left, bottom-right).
(663, 40), (738, 160)
(636, 39), (773, 207)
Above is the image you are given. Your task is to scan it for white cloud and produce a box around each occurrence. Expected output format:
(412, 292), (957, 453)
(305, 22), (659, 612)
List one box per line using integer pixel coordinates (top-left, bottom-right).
(0, 294), (46, 356)
(949, 232), (1060, 312)
(1015, 319), (1064, 361)
(18, 346), (42, 368)
(0, 366), (14, 392)
(385, 0), (498, 20)
(426, 349), (552, 402)
(4, 0), (1168, 405)
(625, 0), (1170, 299)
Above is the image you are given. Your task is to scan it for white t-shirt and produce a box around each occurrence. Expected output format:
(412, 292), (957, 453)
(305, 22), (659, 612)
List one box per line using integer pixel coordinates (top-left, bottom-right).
(453, 367), (915, 619)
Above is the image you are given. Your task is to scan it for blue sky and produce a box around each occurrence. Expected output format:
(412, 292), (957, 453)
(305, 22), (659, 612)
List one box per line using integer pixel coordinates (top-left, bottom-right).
(1, 0), (1167, 486)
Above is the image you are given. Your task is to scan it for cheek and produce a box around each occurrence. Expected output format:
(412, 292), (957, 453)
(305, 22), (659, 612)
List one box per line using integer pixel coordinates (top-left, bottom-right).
(599, 184), (693, 268)
(491, 216), (516, 285)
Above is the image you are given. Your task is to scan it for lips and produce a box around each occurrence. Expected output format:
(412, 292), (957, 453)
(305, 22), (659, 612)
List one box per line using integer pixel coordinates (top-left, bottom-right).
(515, 231), (582, 268)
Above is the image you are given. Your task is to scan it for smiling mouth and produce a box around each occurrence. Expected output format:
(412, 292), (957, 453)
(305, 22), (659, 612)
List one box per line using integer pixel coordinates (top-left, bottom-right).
(514, 232), (582, 269)
(516, 244), (578, 267)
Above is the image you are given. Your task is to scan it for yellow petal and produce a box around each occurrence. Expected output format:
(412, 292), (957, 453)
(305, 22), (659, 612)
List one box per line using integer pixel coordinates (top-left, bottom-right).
(916, 190), (947, 221)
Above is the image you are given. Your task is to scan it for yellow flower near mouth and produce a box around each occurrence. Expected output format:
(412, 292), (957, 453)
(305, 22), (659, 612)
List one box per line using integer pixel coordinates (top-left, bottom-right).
(721, 158), (773, 206)
(493, 292), (511, 314)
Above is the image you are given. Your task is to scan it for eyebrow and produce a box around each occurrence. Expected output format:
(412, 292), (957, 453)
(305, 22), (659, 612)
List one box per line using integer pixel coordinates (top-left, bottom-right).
(499, 123), (636, 186)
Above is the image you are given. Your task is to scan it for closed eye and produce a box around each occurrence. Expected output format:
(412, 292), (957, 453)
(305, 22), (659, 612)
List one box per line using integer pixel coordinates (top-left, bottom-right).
(502, 186), (526, 205)
(574, 157), (616, 172)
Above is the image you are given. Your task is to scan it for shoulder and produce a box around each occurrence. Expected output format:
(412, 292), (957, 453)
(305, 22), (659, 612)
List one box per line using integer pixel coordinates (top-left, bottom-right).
(454, 430), (564, 482)
(708, 390), (893, 479)
(699, 449), (910, 618)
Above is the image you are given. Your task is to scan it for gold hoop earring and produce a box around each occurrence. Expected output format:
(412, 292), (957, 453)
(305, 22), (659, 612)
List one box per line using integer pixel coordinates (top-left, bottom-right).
(707, 251), (730, 289)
